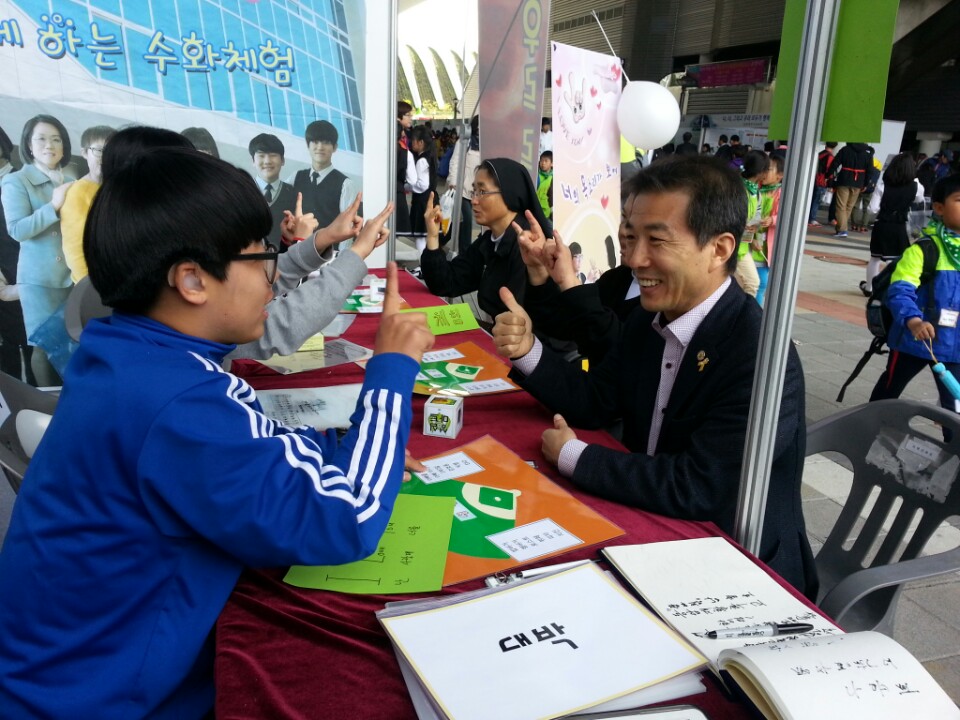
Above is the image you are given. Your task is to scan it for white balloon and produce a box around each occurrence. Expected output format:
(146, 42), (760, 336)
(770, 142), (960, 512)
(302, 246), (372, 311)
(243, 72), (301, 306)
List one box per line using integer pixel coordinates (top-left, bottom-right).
(617, 81), (681, 150)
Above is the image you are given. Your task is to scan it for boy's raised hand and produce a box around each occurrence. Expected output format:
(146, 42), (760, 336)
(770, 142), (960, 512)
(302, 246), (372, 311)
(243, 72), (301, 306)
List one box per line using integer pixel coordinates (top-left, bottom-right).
(350, 202), (394, 260)
(374, 262), (434, 362)
(327, 192), (364, 242)
(280, 192), (318, 244)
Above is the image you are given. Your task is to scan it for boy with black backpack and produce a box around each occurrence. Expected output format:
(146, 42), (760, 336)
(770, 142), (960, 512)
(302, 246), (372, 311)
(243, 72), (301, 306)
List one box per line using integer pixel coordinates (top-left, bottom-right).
(869, 174), (960, 412)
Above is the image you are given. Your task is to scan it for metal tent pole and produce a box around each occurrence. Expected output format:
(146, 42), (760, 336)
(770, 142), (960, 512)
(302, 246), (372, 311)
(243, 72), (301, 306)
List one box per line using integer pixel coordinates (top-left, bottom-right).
(734, 0), (841, 554)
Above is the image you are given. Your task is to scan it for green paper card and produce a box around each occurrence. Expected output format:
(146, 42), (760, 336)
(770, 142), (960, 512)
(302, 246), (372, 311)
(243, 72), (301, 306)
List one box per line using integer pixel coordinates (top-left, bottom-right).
(283, 494), (455, 594)
(402, 303), (480, 335)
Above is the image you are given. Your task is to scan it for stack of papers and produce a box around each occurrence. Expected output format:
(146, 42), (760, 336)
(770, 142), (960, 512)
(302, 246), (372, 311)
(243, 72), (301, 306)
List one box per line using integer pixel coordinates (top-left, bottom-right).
(377, 563), (706, 720)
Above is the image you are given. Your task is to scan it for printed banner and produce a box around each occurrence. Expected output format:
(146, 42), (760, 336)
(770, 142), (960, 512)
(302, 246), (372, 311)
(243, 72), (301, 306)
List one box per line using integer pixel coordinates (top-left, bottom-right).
(0, 0), (364, 208)
(551, 41), (621, 282)
(477, 0), (550, 176)
(769, 0), (898, 142)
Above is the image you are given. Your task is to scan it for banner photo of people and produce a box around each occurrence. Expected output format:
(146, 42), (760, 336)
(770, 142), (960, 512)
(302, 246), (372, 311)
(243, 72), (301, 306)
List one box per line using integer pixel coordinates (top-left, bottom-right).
(550, 41), (621, 283)
(0, 0), (365, 385)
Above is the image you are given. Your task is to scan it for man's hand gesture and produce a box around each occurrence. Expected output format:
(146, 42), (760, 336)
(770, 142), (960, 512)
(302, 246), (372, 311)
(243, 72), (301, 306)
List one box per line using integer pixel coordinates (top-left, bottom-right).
(492, 286), (534, 360)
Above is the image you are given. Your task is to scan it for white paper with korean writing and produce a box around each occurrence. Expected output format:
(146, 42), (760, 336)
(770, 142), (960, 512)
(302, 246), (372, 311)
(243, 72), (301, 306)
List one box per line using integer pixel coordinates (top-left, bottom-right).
(415, 451), (484, 485)
(718, 630), (960, 720)
(602, 537), (838, 668)
(379, 562), (706, 720)
(487, 518), (582, 561)
(256, 384), (363, 430)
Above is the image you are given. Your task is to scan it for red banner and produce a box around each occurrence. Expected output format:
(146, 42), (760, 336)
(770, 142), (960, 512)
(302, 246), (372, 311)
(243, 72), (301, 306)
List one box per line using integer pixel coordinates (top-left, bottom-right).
(685, 58), (769, 88)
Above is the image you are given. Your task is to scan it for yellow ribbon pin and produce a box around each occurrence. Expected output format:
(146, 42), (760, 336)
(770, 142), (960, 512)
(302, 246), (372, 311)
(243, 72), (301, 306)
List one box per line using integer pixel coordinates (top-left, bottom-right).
(696, 350), (709, 372)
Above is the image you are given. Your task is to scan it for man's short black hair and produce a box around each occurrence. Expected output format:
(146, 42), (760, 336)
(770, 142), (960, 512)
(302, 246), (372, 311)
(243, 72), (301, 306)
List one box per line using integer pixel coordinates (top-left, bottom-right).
(305, 120), (338, 145)
(20, 114), (71, 167)
(86, 147), (272, 314)
(730, 135), (741, 143)
(932, 173), (960, 205)
(718, 134), (728, 143)
(682, 132), (692, 142)
(248, 133), (285, 158)
(624, 156), (746, 273)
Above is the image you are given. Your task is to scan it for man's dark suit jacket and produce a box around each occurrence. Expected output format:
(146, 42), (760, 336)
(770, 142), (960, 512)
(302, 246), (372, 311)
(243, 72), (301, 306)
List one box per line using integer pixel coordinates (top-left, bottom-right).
(513, 280), (818, 599)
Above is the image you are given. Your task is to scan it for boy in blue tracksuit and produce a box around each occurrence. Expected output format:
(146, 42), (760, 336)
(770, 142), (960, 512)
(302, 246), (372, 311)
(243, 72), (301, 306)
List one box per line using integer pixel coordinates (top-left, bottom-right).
(0, 147), (434, 718)
(871, 174), (960, 413)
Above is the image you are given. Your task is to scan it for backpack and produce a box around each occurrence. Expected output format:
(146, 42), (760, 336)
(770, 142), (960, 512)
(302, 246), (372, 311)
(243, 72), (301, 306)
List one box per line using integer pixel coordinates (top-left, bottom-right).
(836, 236), (939, 402)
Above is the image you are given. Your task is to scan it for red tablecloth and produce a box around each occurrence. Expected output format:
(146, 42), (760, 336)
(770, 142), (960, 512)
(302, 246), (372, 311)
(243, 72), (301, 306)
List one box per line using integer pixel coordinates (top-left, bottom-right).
(215, 270), (818, 719)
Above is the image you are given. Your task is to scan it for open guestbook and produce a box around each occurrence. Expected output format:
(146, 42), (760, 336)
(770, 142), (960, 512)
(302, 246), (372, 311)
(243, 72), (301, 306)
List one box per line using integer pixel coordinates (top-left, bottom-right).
(602, 538), (959, 720)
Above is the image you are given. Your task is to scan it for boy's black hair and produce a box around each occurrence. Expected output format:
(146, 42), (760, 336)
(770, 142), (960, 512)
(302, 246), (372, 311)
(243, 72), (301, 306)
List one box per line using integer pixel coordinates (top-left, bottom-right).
(20, 114), (72, 167)
(682, 132), (692, 142)
(718, 134), (728, 143)
(397, 101), (413, 120)
(768, 154), (785, 175)
(86, 147), (272, 314)
(932, 173), (960, 205)
(0, 125), (13, 162)
(304, 120), (338, 145)
(248, 133), (285, 158)
(81, 125), (116, 150)
(825, 142), (838, 149)
(569, 242), (582, 255)
(730, 134), (741, 143)
(101, 126), (193, 182)
(742, 149), (770, 180)
(624, 156), (746, 273)
(539, 150), (553, 161)
(181, 127), (219, 158)
(763, 141), (775, 153)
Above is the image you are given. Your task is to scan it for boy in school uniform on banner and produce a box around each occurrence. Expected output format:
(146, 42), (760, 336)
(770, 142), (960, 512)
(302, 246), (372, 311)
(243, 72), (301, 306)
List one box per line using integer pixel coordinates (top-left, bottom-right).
(0, 148), (434, 718)
(248, 132), (299, 251)
(292, 120), (360, 250)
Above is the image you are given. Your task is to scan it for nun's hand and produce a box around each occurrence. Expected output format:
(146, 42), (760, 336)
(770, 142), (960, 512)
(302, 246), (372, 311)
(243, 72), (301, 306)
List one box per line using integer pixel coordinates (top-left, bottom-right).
(424, 192), (443, 249)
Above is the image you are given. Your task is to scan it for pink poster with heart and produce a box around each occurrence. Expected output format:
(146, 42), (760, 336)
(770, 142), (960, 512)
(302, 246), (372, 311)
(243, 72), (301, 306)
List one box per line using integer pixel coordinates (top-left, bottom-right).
(551, 42), (622, 282)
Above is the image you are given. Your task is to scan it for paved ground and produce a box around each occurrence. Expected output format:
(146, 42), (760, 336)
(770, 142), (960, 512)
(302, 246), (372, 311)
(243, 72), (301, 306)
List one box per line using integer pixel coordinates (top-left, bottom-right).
(794, 224), (960, 704)
(0, 222), (957, 704)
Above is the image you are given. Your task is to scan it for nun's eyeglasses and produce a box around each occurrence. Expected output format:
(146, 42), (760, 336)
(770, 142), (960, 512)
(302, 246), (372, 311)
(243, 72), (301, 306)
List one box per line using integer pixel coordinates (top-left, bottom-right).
(470, 189), (502, 199)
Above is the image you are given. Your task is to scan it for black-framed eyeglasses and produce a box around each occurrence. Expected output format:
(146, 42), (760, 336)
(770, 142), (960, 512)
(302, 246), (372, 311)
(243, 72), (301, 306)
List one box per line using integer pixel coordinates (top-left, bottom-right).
(230, 240), (278, 284)
(470, 189), (502, 199)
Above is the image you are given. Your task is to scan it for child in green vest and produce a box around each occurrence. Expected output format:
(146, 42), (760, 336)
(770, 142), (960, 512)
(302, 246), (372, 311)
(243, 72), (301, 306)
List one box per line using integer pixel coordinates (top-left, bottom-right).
(753, 154), (784, 306)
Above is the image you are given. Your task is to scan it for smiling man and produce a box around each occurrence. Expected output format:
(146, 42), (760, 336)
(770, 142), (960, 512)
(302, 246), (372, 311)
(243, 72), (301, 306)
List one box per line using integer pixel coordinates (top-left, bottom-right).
(248, 132), (298, 251)
(492, 156), (817, 599)
(292, 120), (359, 246)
